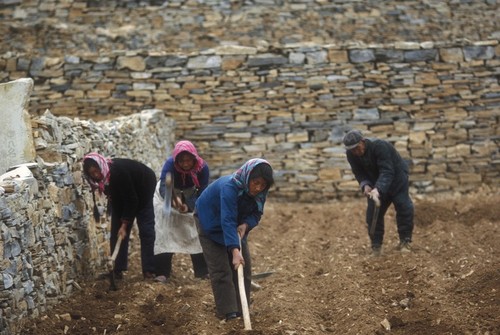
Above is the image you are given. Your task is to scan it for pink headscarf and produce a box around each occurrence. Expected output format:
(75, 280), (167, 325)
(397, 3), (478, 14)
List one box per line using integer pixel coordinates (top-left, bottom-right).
(83, 152), (112, 194)
(172, 140), (205, 188)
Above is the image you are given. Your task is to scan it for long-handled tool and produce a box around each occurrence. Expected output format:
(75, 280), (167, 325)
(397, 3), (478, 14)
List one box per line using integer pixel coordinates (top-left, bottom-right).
(162, 172), (173, 216)
(172, 194), (188, 213)
(369, 192), (381, 237)
(108, 235), (123, 291)
(237, 237), (252, 330)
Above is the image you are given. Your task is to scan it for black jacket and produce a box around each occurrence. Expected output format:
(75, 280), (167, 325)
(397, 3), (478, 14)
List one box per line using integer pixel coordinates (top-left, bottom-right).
(106, 158), (157, 222)
(346, 138), (409, 196)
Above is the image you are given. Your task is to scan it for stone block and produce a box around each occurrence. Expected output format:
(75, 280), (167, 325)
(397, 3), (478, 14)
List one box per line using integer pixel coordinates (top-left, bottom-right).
(374, 49), (404, 63)
(6, 58), (17, 71)
(472, 141), (495, 156)
(306, 51), (328, 65)
(318, 168), (342, 181)
(187, 56), (222, 69)
(242, 144), (266, 153)
(116, 56), (145, 71)
(126, 90), (152, 98)
(349, 49), (375, 63)
(427, 163), (447, 174)
(434, 177), (455, 189)
(353, 108), (379, 120)
(87, 90), (111, 99)
(404, 49), (438, 62)
(223, 132), (252, 140)
(439, 48), (463, 63)
(286, 131), (308, 143)
(247, 54), (288, 67)
(214, 45), (257, 55)
(412, 122), (436, 131)
(289, 52), (305, 64)
(370, 124), (394, 132)
(0, 78), (36, 174)
(336, 180), (359, 191)
(459, 173), (482, 184)
(222, 57), (245, 70)
(394, 42), (420, 50)
(463, 46), (495, 61)
(415, 73), (440, 85)
(409, 131), (427, 145)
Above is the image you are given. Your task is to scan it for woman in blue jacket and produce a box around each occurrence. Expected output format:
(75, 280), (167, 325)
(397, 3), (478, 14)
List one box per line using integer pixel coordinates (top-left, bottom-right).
(194, 158), (274, 321)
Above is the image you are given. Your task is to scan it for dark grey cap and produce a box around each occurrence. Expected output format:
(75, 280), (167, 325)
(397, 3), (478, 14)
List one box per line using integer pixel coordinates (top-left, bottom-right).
(343, 130), (364, 150)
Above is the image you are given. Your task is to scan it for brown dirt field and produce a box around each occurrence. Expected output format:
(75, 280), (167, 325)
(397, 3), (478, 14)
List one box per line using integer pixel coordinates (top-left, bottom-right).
(19, 191), (499, 335)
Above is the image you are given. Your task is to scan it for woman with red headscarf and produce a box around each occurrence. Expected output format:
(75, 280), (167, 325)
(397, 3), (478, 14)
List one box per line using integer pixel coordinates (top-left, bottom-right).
(82, 153), (157, 280)
(153, 140), (210, 283)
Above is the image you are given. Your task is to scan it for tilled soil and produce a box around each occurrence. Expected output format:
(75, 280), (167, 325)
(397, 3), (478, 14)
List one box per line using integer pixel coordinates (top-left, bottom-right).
(19, 191), (499, 335)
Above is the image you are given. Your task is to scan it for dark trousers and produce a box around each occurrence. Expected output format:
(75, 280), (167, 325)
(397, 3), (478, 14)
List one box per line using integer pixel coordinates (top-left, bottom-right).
(195, 221), (251, 317)
(110, 201), (156, 274)
(155, 252), (208, 278)
(367, 176), (414, 247)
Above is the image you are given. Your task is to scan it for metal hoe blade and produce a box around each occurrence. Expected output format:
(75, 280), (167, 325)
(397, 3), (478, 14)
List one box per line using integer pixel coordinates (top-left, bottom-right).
(109, 269), (117, 291)
(108, 235), (123, 291)
(251, 271), (275, 280)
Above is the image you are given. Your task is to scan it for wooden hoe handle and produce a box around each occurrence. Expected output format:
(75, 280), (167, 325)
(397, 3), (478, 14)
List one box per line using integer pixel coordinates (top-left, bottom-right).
(111, 235), (123, 262)
(237, 264), (252, 330)
(237, 236), (252, 330)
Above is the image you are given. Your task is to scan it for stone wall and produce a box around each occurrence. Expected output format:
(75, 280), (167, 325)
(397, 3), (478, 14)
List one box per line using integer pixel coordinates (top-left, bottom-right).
(0, 0), (499, 201)
(0, 1), (498, 333)
(0, 110), (173, 335)
(0, 0), (498, 54)
(1, 42), (499, 200)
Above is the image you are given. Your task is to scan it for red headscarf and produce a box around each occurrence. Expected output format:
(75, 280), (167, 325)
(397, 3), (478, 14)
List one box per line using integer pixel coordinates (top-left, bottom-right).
(83, 152), (112, 194)
(172, 140), (205, 188)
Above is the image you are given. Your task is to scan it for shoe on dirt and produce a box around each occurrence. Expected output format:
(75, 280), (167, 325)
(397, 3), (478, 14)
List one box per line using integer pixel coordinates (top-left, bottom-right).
(154, 275), (169, 283)
(225, 312), (239, 321)
(143, 271), (156, 279)
(195, 273), (210, 280)
(371, 246), (381, 257)
(398, 241), (412, 253)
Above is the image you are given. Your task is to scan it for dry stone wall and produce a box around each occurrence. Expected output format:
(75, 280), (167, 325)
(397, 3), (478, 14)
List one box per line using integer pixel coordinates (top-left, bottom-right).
(0, 0), (499, 201)
(0, 109), (173, 335)
(1, 42), (499, 200)
(0, 0), (498, 54)
(0, 1), (498, 333)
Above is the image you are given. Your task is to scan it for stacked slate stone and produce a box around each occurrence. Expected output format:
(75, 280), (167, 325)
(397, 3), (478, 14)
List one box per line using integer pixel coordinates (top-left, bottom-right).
(1, 42), (498, 201)
(0, 1), (498, 202)
(0, 0), (498, 55)
(0, 109), (172, 335)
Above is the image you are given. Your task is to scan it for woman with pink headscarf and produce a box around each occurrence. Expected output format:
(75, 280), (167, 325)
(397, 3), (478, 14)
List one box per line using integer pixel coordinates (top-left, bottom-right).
(82, 153), (157, 280)
(153, 140), (210, 283)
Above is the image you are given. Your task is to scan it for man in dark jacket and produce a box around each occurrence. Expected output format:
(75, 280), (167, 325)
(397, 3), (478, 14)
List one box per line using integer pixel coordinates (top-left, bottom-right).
(343, 130), (414, 256)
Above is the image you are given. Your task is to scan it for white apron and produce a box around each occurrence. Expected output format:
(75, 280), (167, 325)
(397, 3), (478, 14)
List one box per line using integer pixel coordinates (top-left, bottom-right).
(153, 181), (203, 255)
